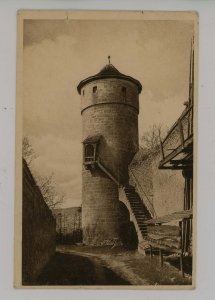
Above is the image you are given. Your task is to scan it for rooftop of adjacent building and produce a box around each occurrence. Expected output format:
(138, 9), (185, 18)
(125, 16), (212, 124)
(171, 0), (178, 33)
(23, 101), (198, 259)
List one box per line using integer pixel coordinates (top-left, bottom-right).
(77, 56), (142, 94)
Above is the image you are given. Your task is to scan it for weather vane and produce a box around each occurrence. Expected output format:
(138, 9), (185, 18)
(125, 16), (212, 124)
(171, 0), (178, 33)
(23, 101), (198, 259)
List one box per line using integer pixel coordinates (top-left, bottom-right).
(108, 55), (111, 64)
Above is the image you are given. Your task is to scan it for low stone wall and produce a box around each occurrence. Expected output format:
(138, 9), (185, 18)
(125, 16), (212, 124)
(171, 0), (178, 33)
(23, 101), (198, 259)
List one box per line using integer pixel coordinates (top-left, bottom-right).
(22, 159), (56, 284)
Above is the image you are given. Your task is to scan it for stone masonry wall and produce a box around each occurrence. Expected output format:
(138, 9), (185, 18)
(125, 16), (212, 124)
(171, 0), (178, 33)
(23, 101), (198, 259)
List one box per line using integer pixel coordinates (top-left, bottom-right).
(81, 77), (140, 245)
(81, 78), (139, 113)
(82, 167), (120, 245)
(83, 104), (138, 184)
(22, 159), (56, 284)
(130, 149), (184, 218)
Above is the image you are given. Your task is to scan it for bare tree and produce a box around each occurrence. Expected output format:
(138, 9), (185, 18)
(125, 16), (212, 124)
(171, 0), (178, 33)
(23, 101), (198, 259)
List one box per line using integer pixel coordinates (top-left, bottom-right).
(22, 136), (37, 165)
(22, 135), (64, 209)
(140, 124), (168, 153)
(35, 174), (65, 209)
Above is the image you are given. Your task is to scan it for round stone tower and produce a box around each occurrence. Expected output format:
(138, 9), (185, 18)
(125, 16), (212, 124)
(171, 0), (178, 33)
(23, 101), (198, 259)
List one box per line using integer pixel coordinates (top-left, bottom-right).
(77, 59), (142, 246)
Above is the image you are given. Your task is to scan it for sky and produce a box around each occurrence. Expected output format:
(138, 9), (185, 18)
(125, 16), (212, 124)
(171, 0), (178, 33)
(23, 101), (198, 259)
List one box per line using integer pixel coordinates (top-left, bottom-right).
(23, 18), (194, 208)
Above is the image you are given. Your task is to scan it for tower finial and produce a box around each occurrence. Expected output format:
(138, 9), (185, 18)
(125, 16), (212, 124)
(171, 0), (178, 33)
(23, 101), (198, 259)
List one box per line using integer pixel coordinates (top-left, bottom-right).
(108, 55), (111, 64)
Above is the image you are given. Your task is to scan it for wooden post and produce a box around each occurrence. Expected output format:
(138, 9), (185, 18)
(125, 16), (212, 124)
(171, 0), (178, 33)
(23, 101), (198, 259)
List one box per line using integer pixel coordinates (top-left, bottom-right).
(159, 249), (163, 267)
(179, 220), (185, 277)
(159, 131), (165, 160)
(184, 219), (188, 253)
(180, 253), (184, 277)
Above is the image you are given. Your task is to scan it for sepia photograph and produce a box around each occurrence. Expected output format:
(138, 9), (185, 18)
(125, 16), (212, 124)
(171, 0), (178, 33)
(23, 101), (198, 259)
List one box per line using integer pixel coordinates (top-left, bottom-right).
(15, 10), (198, 288)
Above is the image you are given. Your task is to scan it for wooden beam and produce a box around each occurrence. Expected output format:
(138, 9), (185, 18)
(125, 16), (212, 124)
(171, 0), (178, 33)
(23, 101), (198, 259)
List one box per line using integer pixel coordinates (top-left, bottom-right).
(159, 137), (193, 168)
(178, 119), (185, 148)
(97, 161), (121, 187)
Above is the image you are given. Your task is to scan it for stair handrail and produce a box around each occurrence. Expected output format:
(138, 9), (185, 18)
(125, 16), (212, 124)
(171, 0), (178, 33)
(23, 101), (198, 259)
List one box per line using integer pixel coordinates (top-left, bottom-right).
(129, 167), (157, 218)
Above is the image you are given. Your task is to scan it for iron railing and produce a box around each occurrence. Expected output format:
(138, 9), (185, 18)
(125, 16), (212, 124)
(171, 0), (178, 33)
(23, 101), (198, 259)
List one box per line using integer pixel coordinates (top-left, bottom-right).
(160, 105), (193, 165)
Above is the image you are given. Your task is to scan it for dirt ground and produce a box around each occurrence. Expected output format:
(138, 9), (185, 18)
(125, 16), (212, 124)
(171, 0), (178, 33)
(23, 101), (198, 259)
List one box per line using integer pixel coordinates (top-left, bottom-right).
(33, 252), (130, 286)
(57, 245), (192, 286)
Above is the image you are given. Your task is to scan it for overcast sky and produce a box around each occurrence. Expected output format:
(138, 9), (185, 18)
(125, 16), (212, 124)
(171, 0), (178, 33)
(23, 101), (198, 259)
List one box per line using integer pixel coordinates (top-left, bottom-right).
(23, 19), (194, 208)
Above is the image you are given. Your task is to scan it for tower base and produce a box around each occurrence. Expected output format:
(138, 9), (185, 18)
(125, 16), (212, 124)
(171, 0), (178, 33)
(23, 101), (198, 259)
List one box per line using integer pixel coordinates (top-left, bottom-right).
(82, 168), (121, 246)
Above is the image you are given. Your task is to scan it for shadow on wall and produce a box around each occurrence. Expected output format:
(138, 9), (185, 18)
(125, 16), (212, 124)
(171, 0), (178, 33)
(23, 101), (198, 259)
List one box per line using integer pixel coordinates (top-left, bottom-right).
(22, 159), (56, 285)
(119, 201), (138, 249)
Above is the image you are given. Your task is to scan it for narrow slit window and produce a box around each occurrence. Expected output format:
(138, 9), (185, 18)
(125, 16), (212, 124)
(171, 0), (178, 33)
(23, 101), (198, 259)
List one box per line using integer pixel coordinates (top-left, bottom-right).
(122, 87), (126, 101)
(93, 86), (97, 93)
(82, 89), (85, 96)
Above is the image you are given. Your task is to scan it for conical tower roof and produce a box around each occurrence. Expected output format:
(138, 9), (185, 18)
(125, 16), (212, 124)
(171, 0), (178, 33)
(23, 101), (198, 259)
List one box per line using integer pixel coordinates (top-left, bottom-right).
(97, 63), (121, 76)
(77, 61), (142, 94)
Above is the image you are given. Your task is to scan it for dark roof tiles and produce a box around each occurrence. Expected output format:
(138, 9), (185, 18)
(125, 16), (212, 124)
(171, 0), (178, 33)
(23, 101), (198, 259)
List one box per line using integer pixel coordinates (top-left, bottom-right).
(77, 63), (142, 94)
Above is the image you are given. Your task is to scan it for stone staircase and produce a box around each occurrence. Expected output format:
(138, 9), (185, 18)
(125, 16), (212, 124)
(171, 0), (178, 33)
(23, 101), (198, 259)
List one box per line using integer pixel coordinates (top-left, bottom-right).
(124, 185), (151, 240)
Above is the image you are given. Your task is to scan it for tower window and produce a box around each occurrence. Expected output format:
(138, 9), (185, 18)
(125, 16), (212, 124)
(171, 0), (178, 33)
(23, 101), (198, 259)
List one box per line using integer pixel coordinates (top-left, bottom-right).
(93, 86), (97, 93)
(84, 144), (95, 162)
(122, 87), (126, 101)
(82, 89), (85, 96)
(82, 135), (101, 167)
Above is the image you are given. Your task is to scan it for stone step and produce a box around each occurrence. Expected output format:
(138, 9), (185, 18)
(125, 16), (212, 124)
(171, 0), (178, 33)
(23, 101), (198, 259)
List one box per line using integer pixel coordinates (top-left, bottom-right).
(130, 199), (141, 202)
(137, 221), (148, 225)
(136, 220), (148, 224)
(137, 219), (148, 223)
(138, 225), (147, 229)
(130, 204), (143, 208)
(138, 224), (147, 231)
(139, 229), (147, 233)
(130, 199), (142, 202)
(130, 201), (142, 205)
(132, 208), (144, 211)
(125, 194), (138, 198)
(136, 217), (147, 220)
(127, 196), (140, 200)
(137, 221), (147, 226)
(133, 212), (146, 216)
(132, 211), (145, 215)
(136, 218), (147, 222)
(131, 206), (143, 209)
(125, 186), (135, 190)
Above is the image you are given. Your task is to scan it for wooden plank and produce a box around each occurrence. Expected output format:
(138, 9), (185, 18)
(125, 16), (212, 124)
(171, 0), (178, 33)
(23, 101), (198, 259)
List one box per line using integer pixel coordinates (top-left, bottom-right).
(147, 225), (180, 237)
(144, 237), (182, 253)
(145, 209), (193, 224)
(147, 235), (181, 249)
